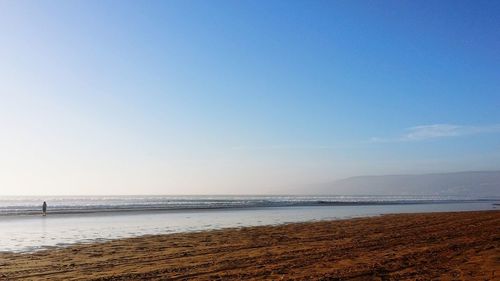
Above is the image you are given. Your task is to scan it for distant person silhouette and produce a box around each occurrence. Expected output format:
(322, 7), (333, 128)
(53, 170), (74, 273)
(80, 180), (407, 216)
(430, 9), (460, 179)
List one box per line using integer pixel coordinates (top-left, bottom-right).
(42, 201), (47, 216)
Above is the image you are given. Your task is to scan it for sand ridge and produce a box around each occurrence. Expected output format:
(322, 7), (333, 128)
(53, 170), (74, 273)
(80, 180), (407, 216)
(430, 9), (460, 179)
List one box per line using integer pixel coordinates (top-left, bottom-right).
(0, 211), (499, 280)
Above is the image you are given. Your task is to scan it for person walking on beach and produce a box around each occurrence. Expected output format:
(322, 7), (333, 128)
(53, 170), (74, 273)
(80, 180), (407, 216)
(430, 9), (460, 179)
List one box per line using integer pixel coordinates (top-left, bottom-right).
(42, 201), (47, 216)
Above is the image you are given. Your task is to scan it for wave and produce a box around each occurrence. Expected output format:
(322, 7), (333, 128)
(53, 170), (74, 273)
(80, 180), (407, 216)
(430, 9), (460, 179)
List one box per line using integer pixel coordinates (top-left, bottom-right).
(0, 195), (497, 217)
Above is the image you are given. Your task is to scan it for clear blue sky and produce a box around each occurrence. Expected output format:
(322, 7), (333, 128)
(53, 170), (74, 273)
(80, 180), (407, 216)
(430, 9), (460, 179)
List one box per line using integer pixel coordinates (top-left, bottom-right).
(0, 0), (499, 195)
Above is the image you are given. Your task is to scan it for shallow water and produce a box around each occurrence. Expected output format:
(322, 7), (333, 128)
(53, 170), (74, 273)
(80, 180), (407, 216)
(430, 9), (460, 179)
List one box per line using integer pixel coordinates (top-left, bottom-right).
(0, 200), (497, 253)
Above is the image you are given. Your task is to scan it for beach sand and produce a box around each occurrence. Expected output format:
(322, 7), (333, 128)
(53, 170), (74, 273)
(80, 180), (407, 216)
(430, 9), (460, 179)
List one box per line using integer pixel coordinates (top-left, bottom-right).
(0, 211), (498, 280)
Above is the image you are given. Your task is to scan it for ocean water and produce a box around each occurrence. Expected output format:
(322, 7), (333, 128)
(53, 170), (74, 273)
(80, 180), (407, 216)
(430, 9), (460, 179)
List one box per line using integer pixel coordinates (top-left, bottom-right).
(0, 195), (497, 253)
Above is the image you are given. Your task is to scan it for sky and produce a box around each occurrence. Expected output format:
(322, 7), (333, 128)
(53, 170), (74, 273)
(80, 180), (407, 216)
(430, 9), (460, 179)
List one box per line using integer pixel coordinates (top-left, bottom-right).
(0, 0), (499, 195)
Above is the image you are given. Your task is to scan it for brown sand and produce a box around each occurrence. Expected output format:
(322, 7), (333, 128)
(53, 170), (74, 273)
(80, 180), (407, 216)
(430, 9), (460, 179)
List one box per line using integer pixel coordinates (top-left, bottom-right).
(0, 211), (499, 280)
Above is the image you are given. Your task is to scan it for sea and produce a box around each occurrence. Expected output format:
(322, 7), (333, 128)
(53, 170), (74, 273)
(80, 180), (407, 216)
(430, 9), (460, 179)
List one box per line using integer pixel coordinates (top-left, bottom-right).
(0, 195), (498, 253)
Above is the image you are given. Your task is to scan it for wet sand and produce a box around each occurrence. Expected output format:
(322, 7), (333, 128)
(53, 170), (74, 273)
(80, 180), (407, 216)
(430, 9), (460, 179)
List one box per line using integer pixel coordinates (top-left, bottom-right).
(1, 211), (498, 280)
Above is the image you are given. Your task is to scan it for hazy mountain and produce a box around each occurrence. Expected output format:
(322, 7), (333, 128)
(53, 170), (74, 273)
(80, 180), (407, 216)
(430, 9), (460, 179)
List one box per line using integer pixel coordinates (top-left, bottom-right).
(305, 171), (500, 197)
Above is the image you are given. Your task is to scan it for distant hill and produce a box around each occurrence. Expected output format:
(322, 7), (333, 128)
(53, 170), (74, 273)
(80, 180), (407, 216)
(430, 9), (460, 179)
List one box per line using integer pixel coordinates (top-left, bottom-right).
(304, 171), (500, 197)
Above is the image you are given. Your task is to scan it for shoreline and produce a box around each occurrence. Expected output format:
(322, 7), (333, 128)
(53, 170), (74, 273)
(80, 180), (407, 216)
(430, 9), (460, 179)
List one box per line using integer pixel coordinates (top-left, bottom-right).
(2, 199), (496, 216)
(1, 210), (498, 280)
(0, 199), (497, 221)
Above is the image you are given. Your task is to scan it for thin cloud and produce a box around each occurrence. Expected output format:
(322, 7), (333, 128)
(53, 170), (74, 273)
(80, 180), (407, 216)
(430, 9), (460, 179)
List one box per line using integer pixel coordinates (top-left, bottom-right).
(371, 124), (500, 143)
(231, 144), (341, 150)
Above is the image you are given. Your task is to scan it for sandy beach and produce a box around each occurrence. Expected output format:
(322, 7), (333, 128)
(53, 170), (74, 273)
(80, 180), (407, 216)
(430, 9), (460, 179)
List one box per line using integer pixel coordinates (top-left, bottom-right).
(1, 211), (498, 280)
